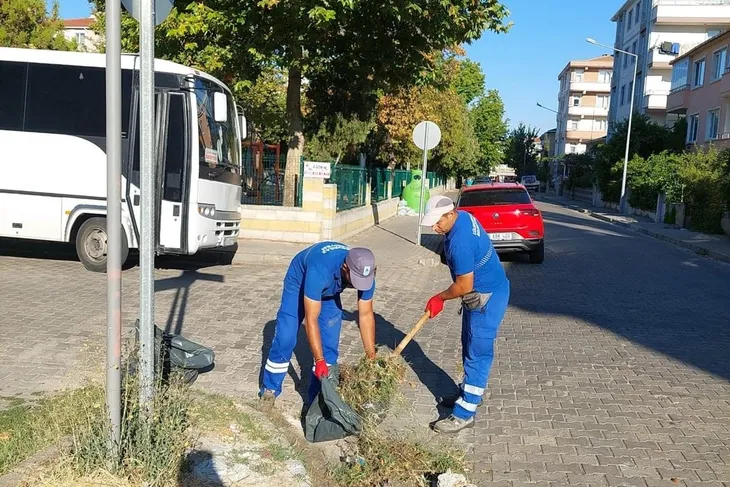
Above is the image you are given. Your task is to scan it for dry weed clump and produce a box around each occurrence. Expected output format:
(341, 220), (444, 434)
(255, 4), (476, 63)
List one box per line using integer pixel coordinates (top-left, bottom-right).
(338, 353), (407, 418)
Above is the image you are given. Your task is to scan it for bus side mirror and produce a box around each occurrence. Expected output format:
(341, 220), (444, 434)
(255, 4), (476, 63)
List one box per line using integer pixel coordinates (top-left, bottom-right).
(213, 92), (228, 122)
(238, 114), (247, 140)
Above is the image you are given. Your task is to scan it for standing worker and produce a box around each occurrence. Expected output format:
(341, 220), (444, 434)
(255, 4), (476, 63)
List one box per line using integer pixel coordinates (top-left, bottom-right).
(259, 242), (377, 411)
(420, 195), (510, 434)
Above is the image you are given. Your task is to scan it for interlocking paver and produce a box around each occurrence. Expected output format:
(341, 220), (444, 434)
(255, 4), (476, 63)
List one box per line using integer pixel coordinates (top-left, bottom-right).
(2, 200), (730, 486)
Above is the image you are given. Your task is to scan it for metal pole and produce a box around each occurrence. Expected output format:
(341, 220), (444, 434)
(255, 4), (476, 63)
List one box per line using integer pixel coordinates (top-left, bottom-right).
(139, 0), (156, 411)
(105, 0), (122, 456)
(416, 125), (429, 246)
(620, 56), (638, 215)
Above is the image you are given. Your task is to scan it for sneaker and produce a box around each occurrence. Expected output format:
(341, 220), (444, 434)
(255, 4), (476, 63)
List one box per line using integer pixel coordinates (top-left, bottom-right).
(432, 414), (475, 434)
(258, 389), (276, 413)
(439, 394), (483, 409)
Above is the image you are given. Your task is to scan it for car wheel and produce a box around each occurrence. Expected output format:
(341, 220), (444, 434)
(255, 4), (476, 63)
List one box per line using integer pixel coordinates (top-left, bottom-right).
(75, 217), (129, 272)
(529, 240), (545, 264)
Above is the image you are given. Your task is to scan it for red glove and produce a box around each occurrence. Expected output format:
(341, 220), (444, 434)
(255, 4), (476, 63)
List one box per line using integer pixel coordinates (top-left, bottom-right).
(425, 294), (445, 318)
(314, 359), (329, 379)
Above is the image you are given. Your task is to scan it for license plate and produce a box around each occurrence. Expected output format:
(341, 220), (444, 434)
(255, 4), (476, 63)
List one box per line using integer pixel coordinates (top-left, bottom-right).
(489, 232), (513, 241)
(223, 236), (237, 247)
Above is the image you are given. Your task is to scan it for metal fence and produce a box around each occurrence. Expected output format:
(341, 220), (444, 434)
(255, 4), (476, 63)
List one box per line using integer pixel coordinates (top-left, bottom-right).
(241, 149), (287, 206)
(329, 165), (368, 211)
(392, 170), (411, 199)
(370, 168), (391, 202)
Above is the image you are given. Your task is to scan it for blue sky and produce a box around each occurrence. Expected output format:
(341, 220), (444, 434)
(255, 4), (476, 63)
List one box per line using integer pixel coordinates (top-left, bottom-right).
(54, 0), (619, 135)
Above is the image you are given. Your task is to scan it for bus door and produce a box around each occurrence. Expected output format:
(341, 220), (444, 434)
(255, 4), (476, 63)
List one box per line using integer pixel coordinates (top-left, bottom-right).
(127, 90), (188, 254)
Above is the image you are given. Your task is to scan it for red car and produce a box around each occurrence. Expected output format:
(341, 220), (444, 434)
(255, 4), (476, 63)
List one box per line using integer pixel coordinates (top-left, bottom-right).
(455, 182), (545, 264)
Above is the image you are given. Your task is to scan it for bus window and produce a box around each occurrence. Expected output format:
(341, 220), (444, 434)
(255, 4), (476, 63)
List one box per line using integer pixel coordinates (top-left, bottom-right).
(0, 61), (27, 131)
(25, 64), (107, 138)
(163, 94), (186, 203)
(131, 93), (159, 186)
(194, 78), (239, 172)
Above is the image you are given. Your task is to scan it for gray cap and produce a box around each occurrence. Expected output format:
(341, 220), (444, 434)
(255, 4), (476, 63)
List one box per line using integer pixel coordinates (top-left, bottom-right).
(345, 247), (376, 291)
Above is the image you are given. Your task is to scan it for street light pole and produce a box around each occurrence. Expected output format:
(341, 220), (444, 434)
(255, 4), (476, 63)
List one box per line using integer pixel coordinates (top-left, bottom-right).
(587, 37), (638, 215)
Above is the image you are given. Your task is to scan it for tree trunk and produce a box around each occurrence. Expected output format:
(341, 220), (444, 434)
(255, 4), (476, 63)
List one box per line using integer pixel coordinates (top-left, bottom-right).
(283, 58), (304, 207)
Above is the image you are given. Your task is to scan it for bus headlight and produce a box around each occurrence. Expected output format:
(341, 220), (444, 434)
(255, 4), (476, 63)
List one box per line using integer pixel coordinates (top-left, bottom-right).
(198, 204), (216, 217)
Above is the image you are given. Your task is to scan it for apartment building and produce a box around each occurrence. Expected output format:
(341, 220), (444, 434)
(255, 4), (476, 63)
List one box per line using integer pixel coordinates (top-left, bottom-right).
(63, 17), (100, 52)
(667, 30), (730, 147)
(556, 55), (613, 155)
(609, 0), (730, 134)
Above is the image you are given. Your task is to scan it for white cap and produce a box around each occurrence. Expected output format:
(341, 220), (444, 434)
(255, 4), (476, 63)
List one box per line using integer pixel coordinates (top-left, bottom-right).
(420, 195), (455, 226)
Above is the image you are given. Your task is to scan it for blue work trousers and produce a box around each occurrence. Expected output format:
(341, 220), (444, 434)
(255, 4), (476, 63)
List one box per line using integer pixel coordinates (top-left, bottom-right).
(452, 282), (510, 420)
(261, 288), (343, 404)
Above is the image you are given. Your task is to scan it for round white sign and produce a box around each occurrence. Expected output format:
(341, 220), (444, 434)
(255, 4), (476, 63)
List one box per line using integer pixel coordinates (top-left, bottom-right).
(412, 121), (441, 151)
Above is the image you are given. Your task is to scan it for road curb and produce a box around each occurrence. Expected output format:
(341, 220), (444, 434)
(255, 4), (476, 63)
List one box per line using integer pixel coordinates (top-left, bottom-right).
(537, 195), (730, 264)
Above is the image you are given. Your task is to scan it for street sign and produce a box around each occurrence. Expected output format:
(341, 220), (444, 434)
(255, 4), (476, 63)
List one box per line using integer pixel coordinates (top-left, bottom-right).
(303, 161), (332, 179)
(411, 121), (441, 246)
(412, 121), (441, 151)
(121, 0), (174, 26)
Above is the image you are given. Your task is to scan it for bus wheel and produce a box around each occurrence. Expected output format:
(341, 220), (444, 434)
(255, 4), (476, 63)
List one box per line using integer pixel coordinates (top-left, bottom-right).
(75, 217), (129, 272)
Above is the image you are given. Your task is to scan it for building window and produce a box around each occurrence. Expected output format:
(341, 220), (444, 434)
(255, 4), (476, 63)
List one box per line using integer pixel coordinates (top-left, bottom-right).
(627, 8), (632, 30)
(573, 69), (584, 82)
(568, 144), (576, 154)
(569, 119), (579, 131)
(75, 32), (85, 45)
(599, 70), (611, 83)
(620, 85), (626, 105)
(597, 95), (610, 108)
(628, 81), (634, 105)
(571, 95), (581, 107)
(595, 119), (607, 131)
(707, 109), (720, 140)
(671, 58), (689, 91)
(694, 58), (706, 87)
(632, 41), (638, 63)
(713, 48), (727, 81)
(688, 114), (699, 143)
(708, 29), (721, 39)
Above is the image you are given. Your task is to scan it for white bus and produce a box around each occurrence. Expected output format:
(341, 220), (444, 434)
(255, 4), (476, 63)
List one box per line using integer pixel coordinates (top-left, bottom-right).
(0, 47), (246, 271)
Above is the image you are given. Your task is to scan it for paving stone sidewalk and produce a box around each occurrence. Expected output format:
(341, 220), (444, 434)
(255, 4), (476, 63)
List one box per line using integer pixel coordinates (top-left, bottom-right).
(535, 193), (730, 264)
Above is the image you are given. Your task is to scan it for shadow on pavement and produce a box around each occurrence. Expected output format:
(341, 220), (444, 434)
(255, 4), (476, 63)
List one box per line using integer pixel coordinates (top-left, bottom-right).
(178, 450), (224, 486)
(156, 270), (225, 336)
(507, 205), (730, 381)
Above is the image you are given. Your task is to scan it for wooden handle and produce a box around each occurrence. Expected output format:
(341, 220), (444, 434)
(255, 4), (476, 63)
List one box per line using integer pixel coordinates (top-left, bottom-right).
(392, 312), (431, 356)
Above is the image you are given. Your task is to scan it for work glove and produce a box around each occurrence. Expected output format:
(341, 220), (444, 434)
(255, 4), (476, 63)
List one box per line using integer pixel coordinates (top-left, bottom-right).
(314, 358), (329, 379)
(425, 294), (445, 318)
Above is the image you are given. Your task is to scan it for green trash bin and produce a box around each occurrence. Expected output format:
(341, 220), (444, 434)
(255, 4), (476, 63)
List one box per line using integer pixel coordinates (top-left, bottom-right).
(402, 169), (431, 212)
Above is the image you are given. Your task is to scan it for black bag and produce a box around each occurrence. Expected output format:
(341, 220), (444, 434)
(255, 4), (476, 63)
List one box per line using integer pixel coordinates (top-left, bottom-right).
(133, 320), (215, 385)
(303, 364), (362, 443)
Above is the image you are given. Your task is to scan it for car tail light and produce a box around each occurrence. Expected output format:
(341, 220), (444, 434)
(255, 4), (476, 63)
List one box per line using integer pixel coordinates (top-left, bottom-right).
(519, 208), (540, 216)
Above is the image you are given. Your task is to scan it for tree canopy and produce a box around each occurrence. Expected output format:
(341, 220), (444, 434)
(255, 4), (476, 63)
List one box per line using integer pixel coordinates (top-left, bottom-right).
(0, 0), (75, 50)
(470, 90), (508, 173)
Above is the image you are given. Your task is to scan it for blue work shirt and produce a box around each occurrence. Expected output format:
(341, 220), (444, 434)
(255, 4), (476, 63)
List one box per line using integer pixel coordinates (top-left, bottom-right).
(285, 241), (375, 302)
(444, 210), (508, 293)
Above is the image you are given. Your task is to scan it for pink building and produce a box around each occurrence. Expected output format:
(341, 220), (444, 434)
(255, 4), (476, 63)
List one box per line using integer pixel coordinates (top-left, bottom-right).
(667, 30), (730, 148)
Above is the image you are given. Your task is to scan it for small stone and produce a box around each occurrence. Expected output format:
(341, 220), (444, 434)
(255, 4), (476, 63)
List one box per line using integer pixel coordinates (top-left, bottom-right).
(285, 459), (307, 477)
(437, 469), (469, 487)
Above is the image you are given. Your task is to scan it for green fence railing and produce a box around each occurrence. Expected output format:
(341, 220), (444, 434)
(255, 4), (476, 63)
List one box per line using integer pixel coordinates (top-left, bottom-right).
(370, 168), (391, 202)
(392, 170), (411, 199)
(241, 149), (287, 206)
(330, 165), (368, 211)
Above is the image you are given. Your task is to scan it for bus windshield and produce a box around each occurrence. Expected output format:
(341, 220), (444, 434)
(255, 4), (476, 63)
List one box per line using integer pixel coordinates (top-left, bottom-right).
(194, 77), (240, 173)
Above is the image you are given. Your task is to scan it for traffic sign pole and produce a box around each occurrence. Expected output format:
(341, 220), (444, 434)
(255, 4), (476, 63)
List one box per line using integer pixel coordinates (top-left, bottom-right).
(138, 0), (156, 412)
(416, 124), (430, 246)
(105, 0), (122, 454)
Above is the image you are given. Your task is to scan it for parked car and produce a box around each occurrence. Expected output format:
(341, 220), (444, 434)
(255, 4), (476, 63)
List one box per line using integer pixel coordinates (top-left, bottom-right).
(455, 182), (545, 264)
(520, 175), (539, 192)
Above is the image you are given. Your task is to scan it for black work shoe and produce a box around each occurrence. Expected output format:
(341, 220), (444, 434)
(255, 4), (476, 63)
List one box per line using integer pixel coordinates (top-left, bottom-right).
(432, 414), (475, 434)
(439, 394), (483, 409)
(258, 389), (276, 413)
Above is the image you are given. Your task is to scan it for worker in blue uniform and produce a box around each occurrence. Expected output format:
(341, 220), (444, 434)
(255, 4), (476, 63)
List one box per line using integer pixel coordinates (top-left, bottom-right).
(259, 243), (377, 411)
(420, 195), (510, 434)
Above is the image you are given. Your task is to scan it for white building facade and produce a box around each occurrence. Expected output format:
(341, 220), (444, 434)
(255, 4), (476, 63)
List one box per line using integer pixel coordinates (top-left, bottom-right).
(63, 17), (100, 53)
(609, 0), (730, 135)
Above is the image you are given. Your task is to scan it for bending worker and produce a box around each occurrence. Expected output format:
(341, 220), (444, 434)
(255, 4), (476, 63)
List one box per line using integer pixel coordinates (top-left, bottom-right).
(421, 195), (510, 434)
(259, 242), (377, 411)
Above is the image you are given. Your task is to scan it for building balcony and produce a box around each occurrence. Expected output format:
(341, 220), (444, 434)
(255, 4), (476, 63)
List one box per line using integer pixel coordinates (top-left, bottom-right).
(666, 84), (690, 113)
(653, 0), (730, 26)
(643, 90), (669, 110)
(648, 48), (674, 70)
(566, 130), (608, 142)
(570, 81), (611, 93)
(567, 105), (609, 117)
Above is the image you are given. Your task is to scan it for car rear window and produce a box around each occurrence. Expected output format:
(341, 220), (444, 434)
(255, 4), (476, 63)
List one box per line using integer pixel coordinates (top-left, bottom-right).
(458, 188), (532, 206)
(522, 176), (536, 183)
